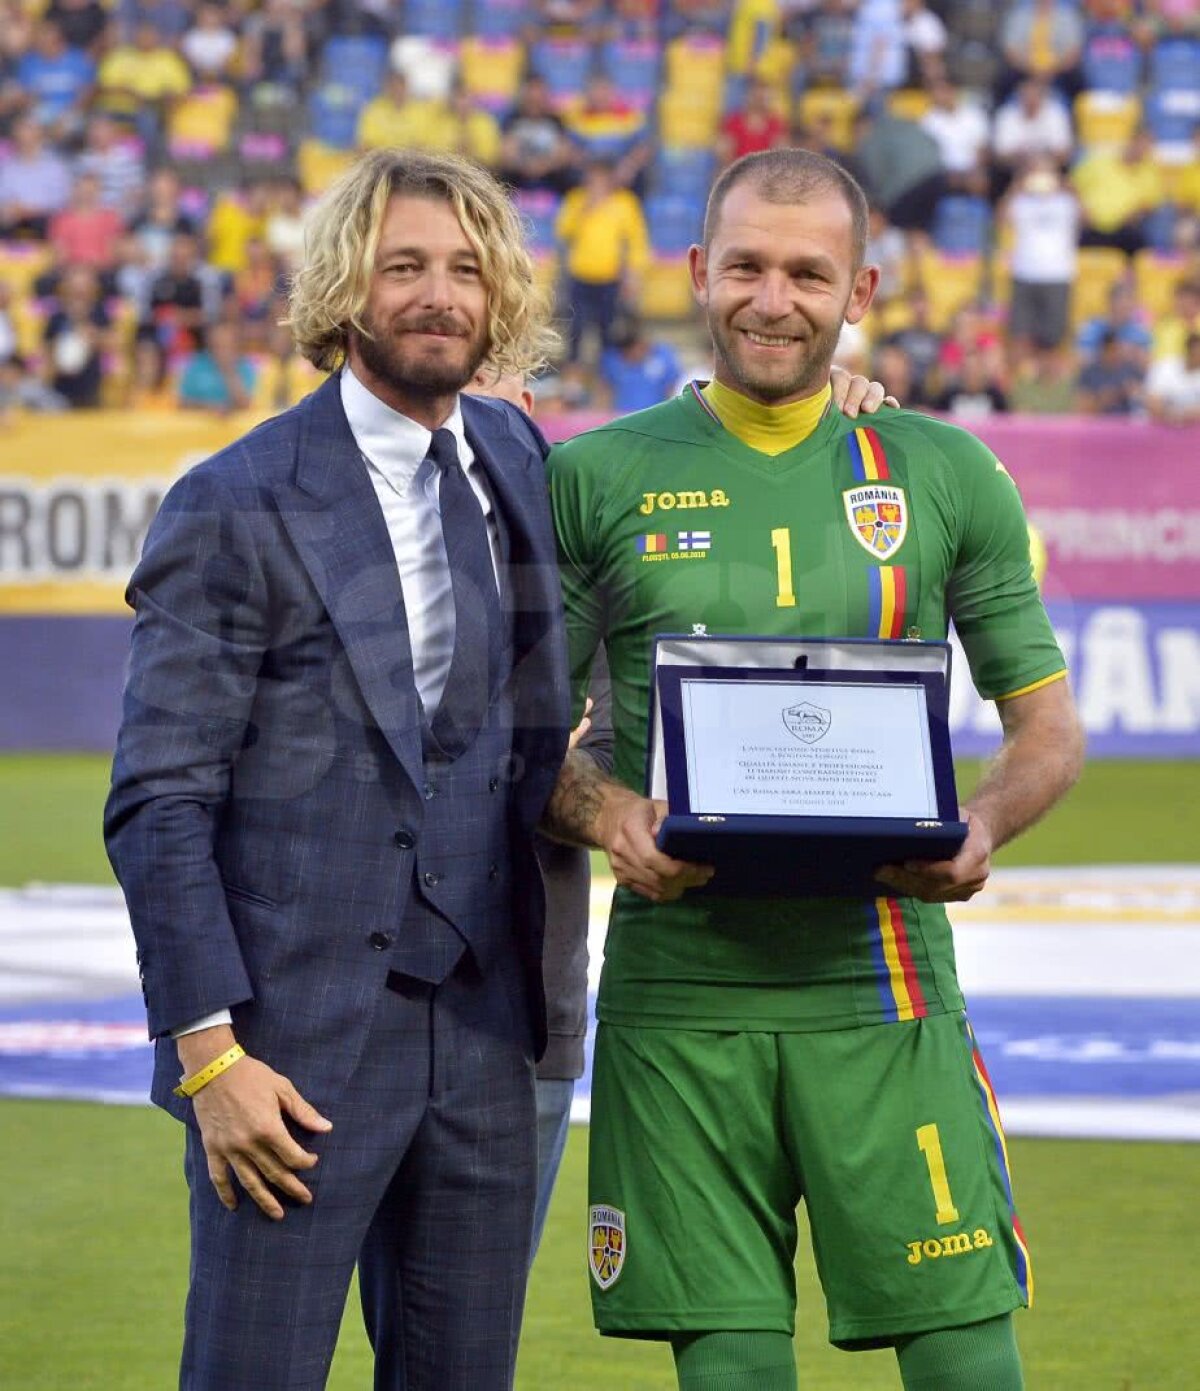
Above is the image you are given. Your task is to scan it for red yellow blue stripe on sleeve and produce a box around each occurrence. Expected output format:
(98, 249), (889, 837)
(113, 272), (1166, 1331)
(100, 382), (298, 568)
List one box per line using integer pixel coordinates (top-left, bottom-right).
(964, 1017), (1034, 1306)
(848, 426), (890, 481)
(867, 565), (907, 638)
(865, 897), (927, 1021)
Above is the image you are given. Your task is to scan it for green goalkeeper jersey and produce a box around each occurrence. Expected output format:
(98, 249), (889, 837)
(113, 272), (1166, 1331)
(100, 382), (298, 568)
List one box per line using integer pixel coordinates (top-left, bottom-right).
(548, 386), (1066, 1032)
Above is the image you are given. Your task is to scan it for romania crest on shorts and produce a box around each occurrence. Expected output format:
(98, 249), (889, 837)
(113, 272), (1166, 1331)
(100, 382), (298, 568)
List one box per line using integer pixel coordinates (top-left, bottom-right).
(588, 1204), (626, 1289)
(843, 484), (908, 560)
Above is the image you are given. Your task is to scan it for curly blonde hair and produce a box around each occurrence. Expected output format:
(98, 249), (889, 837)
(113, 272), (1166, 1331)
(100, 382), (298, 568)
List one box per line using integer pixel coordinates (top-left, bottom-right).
(286, 150), (558, 377)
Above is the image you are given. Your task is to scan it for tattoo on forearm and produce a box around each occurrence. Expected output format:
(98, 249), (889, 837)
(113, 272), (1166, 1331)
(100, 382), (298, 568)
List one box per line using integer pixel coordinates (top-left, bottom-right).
(541, 749), (612, 848)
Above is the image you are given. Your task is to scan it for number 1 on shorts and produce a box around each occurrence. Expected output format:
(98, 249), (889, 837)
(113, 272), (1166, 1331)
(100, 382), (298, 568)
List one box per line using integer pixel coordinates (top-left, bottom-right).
(916, 1123), (960, 1226)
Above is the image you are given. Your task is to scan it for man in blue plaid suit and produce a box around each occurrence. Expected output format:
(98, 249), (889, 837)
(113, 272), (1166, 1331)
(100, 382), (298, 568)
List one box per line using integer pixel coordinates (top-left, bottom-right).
(104, 150), (569, 1390)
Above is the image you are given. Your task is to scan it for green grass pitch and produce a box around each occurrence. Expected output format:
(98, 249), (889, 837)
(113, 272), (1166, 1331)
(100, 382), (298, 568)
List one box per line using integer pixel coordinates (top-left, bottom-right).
(1, 754), (1198, 1388)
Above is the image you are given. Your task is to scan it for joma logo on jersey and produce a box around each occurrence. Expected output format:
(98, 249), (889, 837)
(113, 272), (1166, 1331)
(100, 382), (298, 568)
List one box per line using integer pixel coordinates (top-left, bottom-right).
(639, 489), (731, 515)
(843, 484), (908, 559)
(905, 1228), (994, 1265)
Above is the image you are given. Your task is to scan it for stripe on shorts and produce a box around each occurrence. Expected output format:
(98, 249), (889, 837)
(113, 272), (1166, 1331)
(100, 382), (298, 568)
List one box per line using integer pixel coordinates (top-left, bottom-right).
(965, 1017), (1034, 1305)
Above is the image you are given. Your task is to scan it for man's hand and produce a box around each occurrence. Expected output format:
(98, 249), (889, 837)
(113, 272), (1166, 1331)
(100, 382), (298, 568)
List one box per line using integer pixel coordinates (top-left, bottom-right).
(597, 788), (714, 903)
(874, 808), (993, 904)
(830, 364), (900, 417)
(178, 1028), (332, 1220)
(568, 695), (594, 750)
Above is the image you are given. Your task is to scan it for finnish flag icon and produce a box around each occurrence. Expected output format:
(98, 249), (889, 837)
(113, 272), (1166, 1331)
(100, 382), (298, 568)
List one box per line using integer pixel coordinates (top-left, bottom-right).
(677, 530), (711, 551)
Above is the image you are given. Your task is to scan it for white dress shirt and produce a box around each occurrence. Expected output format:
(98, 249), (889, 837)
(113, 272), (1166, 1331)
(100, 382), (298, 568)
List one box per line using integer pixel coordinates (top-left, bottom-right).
(173, 365), (501, 1043)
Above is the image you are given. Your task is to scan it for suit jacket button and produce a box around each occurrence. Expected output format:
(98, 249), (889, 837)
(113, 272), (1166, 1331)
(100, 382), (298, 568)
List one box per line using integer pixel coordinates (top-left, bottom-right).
(423, 871), (442, 887)
(368, 932), (393, 951)
(424, 783), (436, 800)
(488, 863), (499, 880)
(488, 777), (500, 792)
(393, 828), (416, 849)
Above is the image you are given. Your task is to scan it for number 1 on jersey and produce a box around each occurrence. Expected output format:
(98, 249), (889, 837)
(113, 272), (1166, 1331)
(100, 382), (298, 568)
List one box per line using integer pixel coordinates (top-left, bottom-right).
(771, 527), (796, 608)
(916, 1123), (960, 1226)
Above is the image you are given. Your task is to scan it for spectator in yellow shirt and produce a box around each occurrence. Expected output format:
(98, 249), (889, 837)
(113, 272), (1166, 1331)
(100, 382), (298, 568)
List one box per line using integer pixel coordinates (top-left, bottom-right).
(446, 84), (502, 169)
(1072, 126), (1165, 256)
(356, 71), (455, 153)
(206, 181), (270, 275)
(97, 21), (191, 134)
(555, 158), (650, 370)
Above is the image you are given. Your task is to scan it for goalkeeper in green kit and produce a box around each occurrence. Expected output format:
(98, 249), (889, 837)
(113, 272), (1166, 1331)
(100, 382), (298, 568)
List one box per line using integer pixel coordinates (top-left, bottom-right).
(541, 149), (1085, 1391)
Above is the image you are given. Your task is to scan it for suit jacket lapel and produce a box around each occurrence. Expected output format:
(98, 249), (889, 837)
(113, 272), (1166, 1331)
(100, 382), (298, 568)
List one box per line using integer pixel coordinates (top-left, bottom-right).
(274, 376), (426, 792)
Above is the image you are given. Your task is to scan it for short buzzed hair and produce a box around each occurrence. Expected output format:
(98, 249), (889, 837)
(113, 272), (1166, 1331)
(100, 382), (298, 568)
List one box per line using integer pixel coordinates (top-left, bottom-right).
(703, 149), (870, 269)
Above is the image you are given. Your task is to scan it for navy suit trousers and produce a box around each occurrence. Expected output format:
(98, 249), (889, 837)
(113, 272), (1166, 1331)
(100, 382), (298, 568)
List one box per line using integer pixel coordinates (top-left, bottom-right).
(180, 953), (536, 1391)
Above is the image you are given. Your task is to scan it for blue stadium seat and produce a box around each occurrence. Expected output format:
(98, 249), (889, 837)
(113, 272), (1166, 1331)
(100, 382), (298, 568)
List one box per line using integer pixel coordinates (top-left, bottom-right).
(653, 147), (716, 199)
(1146, 89), (1199, 151)
(404, 0), (464, 41)
(513, 189), (561, 255)
(645, 194), (705, 256)
(931, 195), (992, 255)
(1081, 29), (1142, 95)
(472, 0), (524, 40)
(308, 83), (364, 150)
(321, 35), (389, 104)
(600, 39), (660, 107)
(1150, 35), (1200, 93)
(529, 39), (594, 103)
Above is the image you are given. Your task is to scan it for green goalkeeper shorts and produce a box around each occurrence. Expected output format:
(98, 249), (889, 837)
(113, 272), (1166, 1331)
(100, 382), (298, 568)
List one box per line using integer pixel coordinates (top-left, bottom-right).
(587, 1012), (1031, 1349)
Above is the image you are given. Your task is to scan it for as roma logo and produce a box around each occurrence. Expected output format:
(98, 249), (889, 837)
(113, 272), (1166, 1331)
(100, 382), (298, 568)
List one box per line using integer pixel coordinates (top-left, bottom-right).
(843, 484), (908, 560)
(588, 1204), (626, 1289)
(783, 701), (831, 744)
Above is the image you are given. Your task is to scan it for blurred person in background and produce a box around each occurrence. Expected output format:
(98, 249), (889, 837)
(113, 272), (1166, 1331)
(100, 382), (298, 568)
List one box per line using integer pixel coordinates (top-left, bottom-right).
(445, 82), (502, 169)
(233, 240), (283, 347)
(48, 171), (124, 271)
(144, 229), (208, 359)
(75, 112), (146, 213)
(126, 331), (173, 409)
(498, 75), (579, 196)
(263, 176), (306, 274)
(1147, 331), (1200, 425)
(879, 284), (944, 400)
(864, 203), (910, 307)
(251, 315), (323, 411)
(1000, 156), (1080, 355)
(1074, 328), (1146, 415)
(555, 157), (650, 390)
(130, 167), (197, 270)
(1073, 126), (1164, 256)
(596, 309), (684, 413)
(936, 302), (1006, 394)
(45, 0), (111, 55)
(42, 262), (112, 409)
(564, 73), (652, 193)
(1008, 343), (1078, 414)
(357, 70), (441, 154)
(1152, 277), (1200, 362)
(718, 76), (789, 168)
(0, 352), (70, 419)
(95, 19), (191, 142)
(900, 0), (947, 86)
(848, 0), (907, 107)
(853, 106), (946, 234)
(177, 316), (255, 414)
(113, 0), (192, 45)
(1076, 278), (1152, 373)
(998, 0), (1085, 102)
(16, 18), (95, 142)
(920, 75), (991, 197)
(802, 0), (857, 89)
(206, 178), (270, 277)
(933, 344), (1010, 418)
(872, 338), (926, 408)
(241, 0), (311, 91)
(0, 115), (73, 238)
(990, 78), (1073, 197)
(180, 2), (240, 84)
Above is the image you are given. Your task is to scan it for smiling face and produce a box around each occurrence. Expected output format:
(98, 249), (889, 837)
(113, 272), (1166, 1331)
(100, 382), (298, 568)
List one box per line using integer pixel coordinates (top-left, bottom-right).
(688, 182), (878, 405)
(348, 193), (491, 424)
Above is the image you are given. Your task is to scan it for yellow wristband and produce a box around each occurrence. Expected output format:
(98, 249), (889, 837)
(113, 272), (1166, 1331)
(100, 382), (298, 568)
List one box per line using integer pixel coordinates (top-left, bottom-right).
(173, 1044), (246, 1099)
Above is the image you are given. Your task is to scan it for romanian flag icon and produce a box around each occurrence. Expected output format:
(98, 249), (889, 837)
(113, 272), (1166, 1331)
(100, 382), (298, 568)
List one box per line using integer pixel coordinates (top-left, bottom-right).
(638, 533), (668, 553)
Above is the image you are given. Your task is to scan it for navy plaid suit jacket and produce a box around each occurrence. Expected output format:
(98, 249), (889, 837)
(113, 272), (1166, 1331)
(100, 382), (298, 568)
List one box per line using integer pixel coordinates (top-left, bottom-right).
(104, 375), (570, 1121)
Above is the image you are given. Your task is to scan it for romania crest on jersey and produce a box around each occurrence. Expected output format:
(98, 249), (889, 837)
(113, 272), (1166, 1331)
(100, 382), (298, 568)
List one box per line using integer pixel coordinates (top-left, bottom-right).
(843, 484), (908, 560)
(588, 1204), (626, 1289)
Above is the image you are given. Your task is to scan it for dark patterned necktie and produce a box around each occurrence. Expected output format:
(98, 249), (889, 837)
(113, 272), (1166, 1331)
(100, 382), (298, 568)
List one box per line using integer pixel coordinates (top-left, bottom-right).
(427, 428), (502, 757)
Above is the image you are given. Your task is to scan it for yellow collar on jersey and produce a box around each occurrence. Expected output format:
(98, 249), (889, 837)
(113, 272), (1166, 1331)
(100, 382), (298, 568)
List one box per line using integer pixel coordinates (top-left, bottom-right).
(700, 378), (832, 457)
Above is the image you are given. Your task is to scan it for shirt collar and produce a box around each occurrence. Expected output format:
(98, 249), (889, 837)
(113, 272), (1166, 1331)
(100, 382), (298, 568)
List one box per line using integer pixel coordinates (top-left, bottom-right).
(340, 364), (470, 495)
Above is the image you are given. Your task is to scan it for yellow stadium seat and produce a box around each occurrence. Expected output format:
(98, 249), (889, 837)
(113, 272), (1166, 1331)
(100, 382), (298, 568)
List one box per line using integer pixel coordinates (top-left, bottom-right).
(795, 88), (858, 151)
(1070, 247), (1129, 327)
(658, 92), (721, 149)
(1073, 92), (1141, 154)
(297, 140), (357, 195)
(0, 242), (54, 297)
(1133, 249), (1189, 320)
(664, 34), (727, 103)
(916, 251), (984, 331)
(638, 255), (695, 321)
(11, 297), (45, 358)
(167, 83), (237, 155)
(887, 88), (932, 122)
(460, 38), (524, 108)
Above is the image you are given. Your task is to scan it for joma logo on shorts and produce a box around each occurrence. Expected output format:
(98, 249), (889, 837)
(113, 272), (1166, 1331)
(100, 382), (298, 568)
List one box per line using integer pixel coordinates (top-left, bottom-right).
(639, 489), (731, 515)
(905, 1228), (994, 1265)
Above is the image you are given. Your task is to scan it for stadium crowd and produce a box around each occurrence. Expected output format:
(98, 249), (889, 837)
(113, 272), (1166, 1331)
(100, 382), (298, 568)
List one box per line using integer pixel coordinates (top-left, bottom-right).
(0, 0), (1198, 424)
